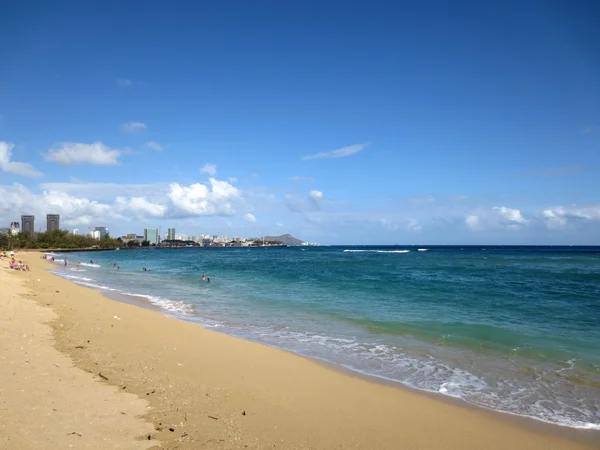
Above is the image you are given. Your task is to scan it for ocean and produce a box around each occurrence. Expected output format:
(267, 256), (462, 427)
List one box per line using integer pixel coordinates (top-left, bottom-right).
(47, 245), (600, 430)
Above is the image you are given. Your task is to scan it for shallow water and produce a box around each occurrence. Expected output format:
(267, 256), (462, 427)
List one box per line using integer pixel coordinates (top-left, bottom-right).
(49, 246), (600, 429)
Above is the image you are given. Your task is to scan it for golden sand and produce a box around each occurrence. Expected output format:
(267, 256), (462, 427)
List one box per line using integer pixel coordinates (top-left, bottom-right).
(1, 252), (597, 449)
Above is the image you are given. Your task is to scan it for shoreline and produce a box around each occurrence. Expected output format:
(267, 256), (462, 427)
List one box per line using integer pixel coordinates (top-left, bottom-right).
(47, 259), (600, 435)
(6, 252), (600, 449)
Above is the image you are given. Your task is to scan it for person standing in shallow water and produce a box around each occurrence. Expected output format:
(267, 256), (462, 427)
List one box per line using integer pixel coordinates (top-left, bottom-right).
(201, 274), (206, 281)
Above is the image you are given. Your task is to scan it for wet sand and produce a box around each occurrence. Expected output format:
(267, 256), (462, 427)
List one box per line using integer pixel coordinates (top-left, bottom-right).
(1, 252), (598, 449)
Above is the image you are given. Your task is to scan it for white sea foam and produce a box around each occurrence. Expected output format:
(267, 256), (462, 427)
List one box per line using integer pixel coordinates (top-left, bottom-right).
(79, 262), (101, 268)
(220, 325), (600, 431)
(76, 281), (118, 291)
(417, 248), (429, 252)
(123, 293), (195, 316)
(344, 249), (410, 254)
(63, 274), (93, 282)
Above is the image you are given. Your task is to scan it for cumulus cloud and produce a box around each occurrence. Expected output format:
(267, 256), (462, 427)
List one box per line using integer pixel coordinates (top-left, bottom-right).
(302, 143), (368, 161)
(493, 206), (526, 225)
(309, 190), (324, 201)
(117, 78), (133, 88)
(0, 141), (43, 177)
(200, 163), (217, 176)
(243, 213), (257, 223)
(115, 196), (167, 218)
(542, 204), (600, 229)
(120, 122), (147, 133)
(168, 178), (241, 217)
(146, 141), (163, 151)
(45, 142), (122, 165)
(0, 183), (124, 228)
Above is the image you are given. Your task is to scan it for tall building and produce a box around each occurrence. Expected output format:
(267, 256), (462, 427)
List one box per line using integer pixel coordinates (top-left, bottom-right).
(47, 214), (60, 232)
(167, 228), (176, 240)
(144, 228), (159, 245)
(94, 226), (109, 238)
(21, 215), (35, 235)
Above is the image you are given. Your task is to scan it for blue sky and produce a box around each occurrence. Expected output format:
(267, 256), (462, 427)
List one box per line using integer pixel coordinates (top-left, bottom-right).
(1, 0), (599, 244)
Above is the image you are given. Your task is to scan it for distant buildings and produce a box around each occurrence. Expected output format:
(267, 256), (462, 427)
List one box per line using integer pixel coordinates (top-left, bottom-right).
(47, 214), (60, 232)
(95, 226), (109, 238)
(72, 229), (79, 235)
(21, 215), (35, 235)
(167, 228), (176, 240)
(144, 228), (159, 245)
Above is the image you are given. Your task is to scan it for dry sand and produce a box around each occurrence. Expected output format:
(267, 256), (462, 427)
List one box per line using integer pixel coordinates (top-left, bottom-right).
(1, 252), (598, 450)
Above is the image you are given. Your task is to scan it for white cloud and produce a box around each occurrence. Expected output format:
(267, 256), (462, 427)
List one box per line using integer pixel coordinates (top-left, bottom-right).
(276, 222), (284, 227)
(228, 177), (238, 183)
(120, 122), (147, 133)
(302, 143), (368, 161)
(146, 141), (163, 151)
(542, 204), (600, 229)
(168, 178), (241, 217)
(0, 141), (43, 177)
(0, 183), (125, 228)
(309, 190), (323, 201)
(407, 219), (422, 232)
(117, 78), (133, 88)
(243, 213), (257, 223)
(115, 196), (167, 218)
(45, 142), (122, 165)
(200, 163), (217, 176)
(493, 206), (526, 225)
(465, 215), (481, 231)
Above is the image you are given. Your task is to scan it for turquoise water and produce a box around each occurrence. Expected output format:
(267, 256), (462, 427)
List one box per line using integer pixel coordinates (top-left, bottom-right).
(48, 246), (600, 429)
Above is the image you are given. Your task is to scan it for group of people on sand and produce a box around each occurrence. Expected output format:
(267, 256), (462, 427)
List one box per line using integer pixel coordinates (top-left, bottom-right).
(2, 251), (30, 271)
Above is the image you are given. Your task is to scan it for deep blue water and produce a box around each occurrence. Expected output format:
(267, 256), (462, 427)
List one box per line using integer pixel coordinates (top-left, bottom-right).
(48, 246), (600, 429)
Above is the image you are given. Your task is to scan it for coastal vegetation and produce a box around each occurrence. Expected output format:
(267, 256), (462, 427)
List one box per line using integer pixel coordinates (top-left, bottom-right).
(0, 229), (122, 250)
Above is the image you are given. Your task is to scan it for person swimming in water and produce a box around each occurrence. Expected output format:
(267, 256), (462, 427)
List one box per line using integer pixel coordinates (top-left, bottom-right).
(201, 274), (206, 281)
(206, 277), (210, 283)
(90, 260), (94, 264)
(77, 261), (80, 267)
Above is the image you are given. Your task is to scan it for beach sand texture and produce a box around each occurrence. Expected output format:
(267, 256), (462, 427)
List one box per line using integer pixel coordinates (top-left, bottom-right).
(1, 252), (597, 449)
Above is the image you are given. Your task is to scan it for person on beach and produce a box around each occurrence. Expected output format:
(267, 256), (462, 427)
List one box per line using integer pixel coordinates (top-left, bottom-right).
(64, 259), (67, 267)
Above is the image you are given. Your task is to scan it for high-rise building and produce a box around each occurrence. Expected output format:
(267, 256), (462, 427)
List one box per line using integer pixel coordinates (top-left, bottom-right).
(94, 226), (109, 238)
(47, 214), (60, 232)
(144, 228), (159, 245)
(167, 228), (176, 240)
(21, 215), (35, 235)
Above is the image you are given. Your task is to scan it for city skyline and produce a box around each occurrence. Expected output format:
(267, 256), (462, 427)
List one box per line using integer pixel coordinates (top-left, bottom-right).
(1, 3), (599, 244)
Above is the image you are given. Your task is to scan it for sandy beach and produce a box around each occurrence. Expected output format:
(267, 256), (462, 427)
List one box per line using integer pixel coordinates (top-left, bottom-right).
(1, 252), (598, 450)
